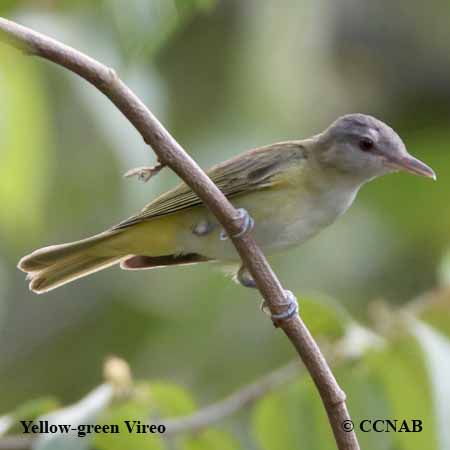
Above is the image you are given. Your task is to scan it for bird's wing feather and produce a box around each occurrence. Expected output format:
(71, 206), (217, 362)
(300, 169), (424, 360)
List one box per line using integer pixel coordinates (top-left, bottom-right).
(113, 141), (306, 230)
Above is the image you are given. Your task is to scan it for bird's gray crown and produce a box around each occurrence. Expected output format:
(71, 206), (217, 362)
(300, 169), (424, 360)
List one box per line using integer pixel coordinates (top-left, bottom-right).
(324, 113), (406, 152)
(311, 113), (411, 181)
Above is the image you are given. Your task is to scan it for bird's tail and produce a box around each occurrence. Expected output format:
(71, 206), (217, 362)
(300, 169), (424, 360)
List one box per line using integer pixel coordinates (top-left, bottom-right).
(18, 231), (127, 294)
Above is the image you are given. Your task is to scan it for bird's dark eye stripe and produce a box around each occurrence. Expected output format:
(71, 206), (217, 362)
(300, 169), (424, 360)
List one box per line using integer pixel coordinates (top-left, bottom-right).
(359, 137), (374, 152)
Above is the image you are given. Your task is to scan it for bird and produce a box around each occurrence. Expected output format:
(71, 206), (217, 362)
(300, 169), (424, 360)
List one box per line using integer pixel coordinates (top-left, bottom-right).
(18, 114), (435, 296)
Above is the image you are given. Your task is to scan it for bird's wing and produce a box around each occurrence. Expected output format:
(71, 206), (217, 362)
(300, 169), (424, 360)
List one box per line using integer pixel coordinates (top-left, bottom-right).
(113, 141), (306, 230)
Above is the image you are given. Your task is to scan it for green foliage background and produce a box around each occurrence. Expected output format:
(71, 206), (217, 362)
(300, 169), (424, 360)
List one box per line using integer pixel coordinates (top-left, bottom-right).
(0, 1), (449, 449)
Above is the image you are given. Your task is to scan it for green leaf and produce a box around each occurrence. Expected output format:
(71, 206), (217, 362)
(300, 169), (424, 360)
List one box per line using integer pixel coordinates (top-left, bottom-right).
(33, 384), (114, 450)
(174, 0), (216, 13)
(298, 295), (350, 340)
(94, 400), (164, 450)
(5, 397), (60, 435)
(148, 381), (196, 417)
(95, 381), (195, 450)
(183, 429), (240, 450)
(365, 336), (437, 450)
(252, 377), (334, 450)
(337, 361), (394, 450)
(418, 290), (450, 338)
(438, 250), (450, 288)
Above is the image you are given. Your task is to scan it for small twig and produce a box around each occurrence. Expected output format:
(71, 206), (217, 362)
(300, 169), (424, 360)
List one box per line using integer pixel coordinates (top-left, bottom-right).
(123, 162), (166, 182)
(164, 361), (301, 436)
(0, 17), (359, 450)
(0, 363), (300, 449)
(0, 322), (387, 448)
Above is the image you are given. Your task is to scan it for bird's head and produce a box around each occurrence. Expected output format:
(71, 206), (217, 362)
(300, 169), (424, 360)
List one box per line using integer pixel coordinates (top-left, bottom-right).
(314, 114), (436, 183)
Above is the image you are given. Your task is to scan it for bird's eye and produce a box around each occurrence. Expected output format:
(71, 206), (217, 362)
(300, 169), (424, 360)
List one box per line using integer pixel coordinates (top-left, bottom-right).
(359, 137), (374, 152)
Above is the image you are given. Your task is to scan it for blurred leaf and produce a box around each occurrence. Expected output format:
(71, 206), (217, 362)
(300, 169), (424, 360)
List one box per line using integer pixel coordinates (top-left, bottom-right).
(438, 250), (450, 288)
(95, 399), (164, 450)
(0, 415), (13, 436)
(12, 397), (60, 422)
(174, 0), (216, 13)
(413, 320), (450, 450)
(0, 0), (18, 15)
(0, 45), (51, 246)
(33, 384), (113, 450)
(417, 290), (450, 338)
(148, 381), (196, 418)
(365, 336), (437, 450)
(299, 295), (350, 340)
(182, 429), (240, 450)
(252, 376), (334, 450)
(338, 362), (392, 450)
(5, 397), (60, 435)
(95, 381), (195, 450)
(107, 0), (217, 61)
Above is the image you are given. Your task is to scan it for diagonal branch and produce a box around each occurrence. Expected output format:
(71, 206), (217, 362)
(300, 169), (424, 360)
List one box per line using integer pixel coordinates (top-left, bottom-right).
(0, 17), (359, 450)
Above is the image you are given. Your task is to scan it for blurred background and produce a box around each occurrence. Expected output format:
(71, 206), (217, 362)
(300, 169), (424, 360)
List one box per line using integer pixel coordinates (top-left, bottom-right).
(0, 1), (449, 449)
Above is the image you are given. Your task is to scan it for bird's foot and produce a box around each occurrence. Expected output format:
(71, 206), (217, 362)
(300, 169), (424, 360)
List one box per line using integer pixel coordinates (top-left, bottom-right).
(220, 208), (254, 241)
(123, 163), (165, 182)
(192, 220), (216, 236)
(236, 265), (257, 288)
(261, 290), (299, 323)
(236, 265), (299, 323)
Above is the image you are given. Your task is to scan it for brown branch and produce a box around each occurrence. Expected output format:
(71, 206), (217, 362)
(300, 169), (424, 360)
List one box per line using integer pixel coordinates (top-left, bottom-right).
(164, 361), (301, 436)
(0, 17), (359, 450)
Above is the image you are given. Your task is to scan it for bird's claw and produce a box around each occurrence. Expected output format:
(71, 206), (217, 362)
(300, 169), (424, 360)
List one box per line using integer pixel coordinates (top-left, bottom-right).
(220, 208), (254, 241)
(123, 163), (165, 182)
(261, 290), (299, 322)
(236, 265), (257, 288)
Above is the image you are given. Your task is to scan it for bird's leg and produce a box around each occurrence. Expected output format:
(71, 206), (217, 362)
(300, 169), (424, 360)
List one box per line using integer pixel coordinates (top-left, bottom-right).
(220, 208), (254, 240)
(192, 220), (216, 236)
(270, 290), (299, 322)
(236, 265), (299, 323)
(192, 208), (253, 239)
(236, 265), (257, 288)
(123, 162), (165, 182)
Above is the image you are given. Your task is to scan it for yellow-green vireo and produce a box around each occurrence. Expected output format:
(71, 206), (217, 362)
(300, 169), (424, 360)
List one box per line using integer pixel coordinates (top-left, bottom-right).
(19, 114), (435, 295)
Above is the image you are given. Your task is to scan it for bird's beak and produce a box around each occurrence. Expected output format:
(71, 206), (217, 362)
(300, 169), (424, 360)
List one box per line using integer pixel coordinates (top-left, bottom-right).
(385, 153), (437, 180)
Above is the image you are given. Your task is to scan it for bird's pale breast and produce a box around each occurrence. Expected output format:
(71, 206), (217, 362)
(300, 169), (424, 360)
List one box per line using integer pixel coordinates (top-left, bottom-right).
(178, 179), (359, 261)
